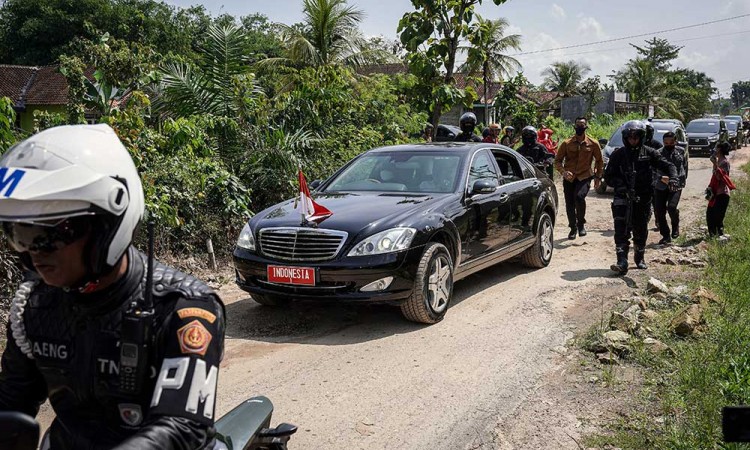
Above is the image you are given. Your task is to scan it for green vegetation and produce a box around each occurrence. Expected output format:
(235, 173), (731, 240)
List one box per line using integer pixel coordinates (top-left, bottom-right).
(585, 163), (750, 449)
(545, 112), (642, 143)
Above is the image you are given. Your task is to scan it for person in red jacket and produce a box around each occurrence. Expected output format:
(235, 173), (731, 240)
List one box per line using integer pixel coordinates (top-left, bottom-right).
(706, 142), (735, 237)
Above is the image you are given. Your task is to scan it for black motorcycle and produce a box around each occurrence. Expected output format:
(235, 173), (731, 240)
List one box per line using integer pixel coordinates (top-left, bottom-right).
(0, 396), (296, 450)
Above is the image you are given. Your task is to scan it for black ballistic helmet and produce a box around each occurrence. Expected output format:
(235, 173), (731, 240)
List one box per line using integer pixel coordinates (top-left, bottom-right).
(521, 126), (537, 144)
(459, 112), (477, 133)
(621, 120), (646, 148)
(645, 122), (655, 142)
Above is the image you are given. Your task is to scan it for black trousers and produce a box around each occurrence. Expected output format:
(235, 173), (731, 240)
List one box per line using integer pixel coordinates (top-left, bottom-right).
(612, 193), (652, 253)
(706, 194), (730, 236)
(653, 188), (682, 239)
(563, 177), (592, 228)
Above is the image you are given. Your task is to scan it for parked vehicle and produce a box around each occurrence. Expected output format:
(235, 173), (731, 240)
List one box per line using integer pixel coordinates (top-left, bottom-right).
(233, 143), (558, 324)
(0, 397), (297, 450)
(725, 115), (746, 146)
(686, 118), (729, 156)
(596, 119), (689, 194)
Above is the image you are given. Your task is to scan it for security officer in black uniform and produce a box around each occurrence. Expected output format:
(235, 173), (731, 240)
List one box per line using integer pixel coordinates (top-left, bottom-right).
(653, 131), (688, 244)
(604, 120), (678, 275)
(0, 124), (225, 450)
(454, 112), (482, 142)
(517, 126), (554, 174)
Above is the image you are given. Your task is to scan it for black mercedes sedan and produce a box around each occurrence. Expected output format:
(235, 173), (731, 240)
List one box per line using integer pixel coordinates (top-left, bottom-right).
(233, 143), (558, 324)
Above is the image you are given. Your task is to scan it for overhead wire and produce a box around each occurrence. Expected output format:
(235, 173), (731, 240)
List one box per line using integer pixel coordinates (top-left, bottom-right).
(511, 13), (750, 56)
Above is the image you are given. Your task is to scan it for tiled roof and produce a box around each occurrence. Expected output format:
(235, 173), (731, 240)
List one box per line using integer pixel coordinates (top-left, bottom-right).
(0, 64), (95, 109)
(0, 65), (38, 107)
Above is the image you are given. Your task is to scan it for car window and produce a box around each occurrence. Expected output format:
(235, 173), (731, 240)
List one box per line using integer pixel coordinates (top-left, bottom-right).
(467, 150), (499, 190)
(325, 151), (463, 193)
(491, 151), (524, 183)
(687, 121), (720, 133)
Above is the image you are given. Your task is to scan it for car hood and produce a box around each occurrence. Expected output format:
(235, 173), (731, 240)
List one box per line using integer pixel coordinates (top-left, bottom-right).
(251, 191), (454, 241)
(687, 132), (719, 138)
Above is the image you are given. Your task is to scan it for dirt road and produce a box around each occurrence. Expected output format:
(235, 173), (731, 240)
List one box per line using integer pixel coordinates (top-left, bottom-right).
(214, 149), (747, 449)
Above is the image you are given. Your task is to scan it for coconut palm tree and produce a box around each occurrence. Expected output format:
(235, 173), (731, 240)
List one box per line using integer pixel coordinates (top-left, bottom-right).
(541, 60), (591, 97)
(158, 23), (262, 118)
(258, 0), (393, 69)
(461, 16), (522, 123)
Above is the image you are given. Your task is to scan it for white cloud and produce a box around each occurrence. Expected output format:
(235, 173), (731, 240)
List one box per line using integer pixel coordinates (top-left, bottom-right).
(551, 3), (566, 21)
(576, 17), (608, 40)
(721, 0), (750, 14)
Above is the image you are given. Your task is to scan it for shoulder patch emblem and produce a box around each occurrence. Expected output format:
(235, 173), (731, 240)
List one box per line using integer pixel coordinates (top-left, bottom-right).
(118, 403), (143, 426)
(177, 320), (212, 356)
(177, 307), (217, 324)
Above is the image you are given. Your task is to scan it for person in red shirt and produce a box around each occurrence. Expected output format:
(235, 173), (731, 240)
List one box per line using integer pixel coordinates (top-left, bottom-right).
(483, 123), (500, 143)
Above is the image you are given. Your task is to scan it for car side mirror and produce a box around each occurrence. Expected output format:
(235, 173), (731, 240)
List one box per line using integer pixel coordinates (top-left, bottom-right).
(310, 180), (322, 190)
(471, 179), (497, 195)
(448, 133), (455, 138)
(598, 138), (608, 147)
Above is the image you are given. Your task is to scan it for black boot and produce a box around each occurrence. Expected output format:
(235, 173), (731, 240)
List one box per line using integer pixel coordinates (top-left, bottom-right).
(568, 227), (577, 240)
(610, 248), (629, 275)
(671, 210), (680, 239)
(578, 224), (587, 237)
(634, 247), (648, 270)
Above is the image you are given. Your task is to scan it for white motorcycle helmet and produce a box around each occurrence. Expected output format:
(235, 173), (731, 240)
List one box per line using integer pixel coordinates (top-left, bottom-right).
(0, 124), (144, 283)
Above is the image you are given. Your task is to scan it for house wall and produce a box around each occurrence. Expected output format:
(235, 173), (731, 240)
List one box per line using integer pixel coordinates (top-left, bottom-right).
(561, 91), (617, 122)
(19, 104), (66, 131)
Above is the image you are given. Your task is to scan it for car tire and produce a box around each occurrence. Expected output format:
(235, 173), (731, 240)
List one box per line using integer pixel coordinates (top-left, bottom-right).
(250, 293), (288, 307)
(520, 212), (554, 268)
(595, 179), (608, 194)
(400, 242), (454, 324)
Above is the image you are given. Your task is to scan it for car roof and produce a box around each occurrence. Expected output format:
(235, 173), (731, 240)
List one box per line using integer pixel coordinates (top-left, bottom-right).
(367, 142), (508, 153)
(690, 118), (720, 122)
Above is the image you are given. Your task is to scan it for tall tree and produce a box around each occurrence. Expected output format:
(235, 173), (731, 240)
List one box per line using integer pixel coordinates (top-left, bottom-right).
(461, 16), (521, 123)
(630, 37), (682, 72)
(541, 60), (591, 97)
(398, 0), (509, 134)
(730, 80), (750, 109)
(258, 0), (391, 69)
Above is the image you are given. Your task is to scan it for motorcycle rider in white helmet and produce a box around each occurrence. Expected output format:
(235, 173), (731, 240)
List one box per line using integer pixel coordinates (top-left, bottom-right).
(0, 124), (225, 449)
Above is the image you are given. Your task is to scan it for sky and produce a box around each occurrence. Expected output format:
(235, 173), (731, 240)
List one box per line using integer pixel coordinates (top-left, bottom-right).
(164, 0), (750, 99)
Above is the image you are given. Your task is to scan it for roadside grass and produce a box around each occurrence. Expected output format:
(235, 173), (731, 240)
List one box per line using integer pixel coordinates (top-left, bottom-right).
(584, 162), (750, 449)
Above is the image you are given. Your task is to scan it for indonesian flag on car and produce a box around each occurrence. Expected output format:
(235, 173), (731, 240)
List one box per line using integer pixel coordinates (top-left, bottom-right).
(298, 168), (332, 224)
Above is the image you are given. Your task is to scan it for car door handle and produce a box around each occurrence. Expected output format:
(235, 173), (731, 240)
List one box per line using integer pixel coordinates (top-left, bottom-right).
(499, 193), (509, 203)
(532, 181), (541, 188)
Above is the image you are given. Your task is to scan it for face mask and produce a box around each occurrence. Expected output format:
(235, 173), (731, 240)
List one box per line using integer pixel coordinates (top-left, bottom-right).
(664, 145), (675, 151)
(522, 135), (535, 146)
(574, 126), (586, 136)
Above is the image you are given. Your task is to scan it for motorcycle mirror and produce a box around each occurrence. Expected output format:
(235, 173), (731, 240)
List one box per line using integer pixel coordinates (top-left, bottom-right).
(0, 412), (39, 450)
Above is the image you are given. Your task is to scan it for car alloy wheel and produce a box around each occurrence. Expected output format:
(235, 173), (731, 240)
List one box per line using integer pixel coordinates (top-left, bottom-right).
(427, 253), (452, 314)
(521, 212), (554, 268)
(401, 242), (454, 324)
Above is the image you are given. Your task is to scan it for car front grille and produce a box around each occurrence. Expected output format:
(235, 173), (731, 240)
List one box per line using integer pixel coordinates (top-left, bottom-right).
(259, 227), (348, 262)
(689, 137), (708, 146)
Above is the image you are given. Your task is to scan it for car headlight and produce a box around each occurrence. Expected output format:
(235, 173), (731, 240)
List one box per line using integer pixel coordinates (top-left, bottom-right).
(236, 223), (256, 251)
(348, 227), (416, 257)
(708, 135), (719, 142)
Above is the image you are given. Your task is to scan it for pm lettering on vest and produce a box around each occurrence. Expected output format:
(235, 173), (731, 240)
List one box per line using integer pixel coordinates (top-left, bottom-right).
(151, 357), (218, 420)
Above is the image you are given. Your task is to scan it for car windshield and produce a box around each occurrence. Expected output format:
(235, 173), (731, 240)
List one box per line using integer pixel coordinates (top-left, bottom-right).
(727, 121), (739, 131)
(324, 151), (464, 193)
(608, 127), (625, 147)
(687, 121), (720, 133)
(726, 116), (742, 122)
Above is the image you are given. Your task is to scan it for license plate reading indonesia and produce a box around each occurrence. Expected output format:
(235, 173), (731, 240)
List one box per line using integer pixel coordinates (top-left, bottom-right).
(267, 265), (316, 286)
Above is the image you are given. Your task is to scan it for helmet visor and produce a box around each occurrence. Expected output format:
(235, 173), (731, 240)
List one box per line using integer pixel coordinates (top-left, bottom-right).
(2, 217), (90, 253)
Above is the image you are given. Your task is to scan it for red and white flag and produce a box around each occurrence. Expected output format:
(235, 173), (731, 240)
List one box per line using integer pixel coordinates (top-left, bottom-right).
(298, 168), (332, 224)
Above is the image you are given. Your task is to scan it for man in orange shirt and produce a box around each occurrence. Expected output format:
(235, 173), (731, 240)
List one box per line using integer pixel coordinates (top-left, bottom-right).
(554, 117), (604, 240)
